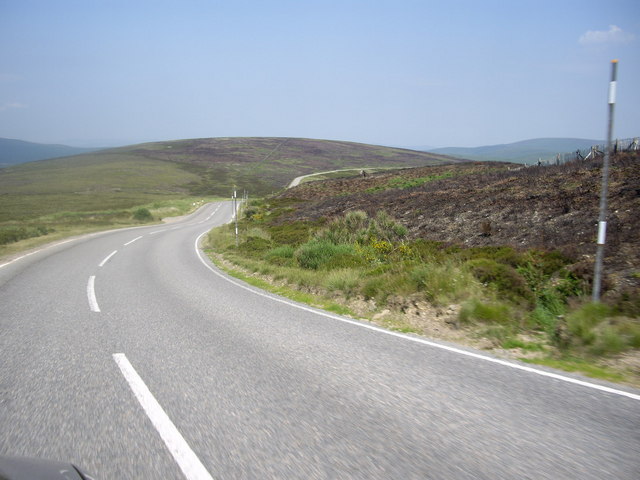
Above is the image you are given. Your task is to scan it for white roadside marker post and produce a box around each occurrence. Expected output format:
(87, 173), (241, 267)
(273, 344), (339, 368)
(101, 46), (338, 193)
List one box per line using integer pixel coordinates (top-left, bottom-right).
(233, 187), (239, 247)
(592, 59), (618, 302)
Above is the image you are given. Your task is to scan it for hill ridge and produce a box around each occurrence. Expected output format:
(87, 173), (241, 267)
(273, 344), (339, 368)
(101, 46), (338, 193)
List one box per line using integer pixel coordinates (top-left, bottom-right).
(0, 137), (101, 166)
(428, 137), (604, 163)
(0, 137), (463, 222)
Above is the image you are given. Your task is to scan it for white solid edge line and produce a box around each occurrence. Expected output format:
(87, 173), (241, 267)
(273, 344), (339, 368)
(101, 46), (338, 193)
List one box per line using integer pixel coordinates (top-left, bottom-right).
(194, 230), (640, 402)
(113, 353), (214, 480)
(99, 250), (118, 267)
(87, 276), (101, 313)
(124, 235), (143, 246)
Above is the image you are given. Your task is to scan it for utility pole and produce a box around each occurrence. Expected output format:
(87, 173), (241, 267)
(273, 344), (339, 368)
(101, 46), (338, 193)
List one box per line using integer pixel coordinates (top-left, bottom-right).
(592, 59), (618, 302)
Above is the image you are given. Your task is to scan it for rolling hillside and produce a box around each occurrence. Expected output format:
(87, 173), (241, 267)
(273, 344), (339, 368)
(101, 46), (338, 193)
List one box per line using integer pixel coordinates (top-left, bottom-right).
(0, 137), (461, 222)
(0, 137), (100, 167)
(429, 138), (603, 164)
(111, 137), (462, 196)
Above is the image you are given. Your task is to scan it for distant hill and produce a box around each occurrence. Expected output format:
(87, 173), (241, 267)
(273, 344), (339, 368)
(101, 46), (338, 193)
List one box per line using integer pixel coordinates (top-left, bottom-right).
(0, 138), (100, 167)
(99, 137), (463, 196)
(428, 138), (603, 164)
(0, 137), (463, 221)
(402, 144), (437, 151)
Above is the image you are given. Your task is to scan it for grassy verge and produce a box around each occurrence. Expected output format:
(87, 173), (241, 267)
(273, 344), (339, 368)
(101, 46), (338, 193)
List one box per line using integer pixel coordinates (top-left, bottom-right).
(202, 251), (357, 318)
(0, 196), (219, 261)
(204, 198), (640, 387)
(521, 357), (630, 384)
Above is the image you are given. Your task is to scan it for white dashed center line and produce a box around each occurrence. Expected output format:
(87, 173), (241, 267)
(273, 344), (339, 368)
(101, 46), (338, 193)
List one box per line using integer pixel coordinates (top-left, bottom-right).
(124, 236), (143, 246)
(99, 250), (118, 267)
(87, 276), (100, 312)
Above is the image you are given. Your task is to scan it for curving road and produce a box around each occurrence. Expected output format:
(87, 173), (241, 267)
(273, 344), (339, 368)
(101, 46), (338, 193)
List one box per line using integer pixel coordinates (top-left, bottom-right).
(1, 202), (639, 479)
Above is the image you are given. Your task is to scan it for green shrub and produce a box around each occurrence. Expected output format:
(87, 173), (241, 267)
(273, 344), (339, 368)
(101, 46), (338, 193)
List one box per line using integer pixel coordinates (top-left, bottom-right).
(591, 326), (626, 356)
(0, 227), (23, 245)
(617, 318), (640, 348)
(536, 288), (566, 315)
(316, 210), (407, 246)
(323, 251), (367, 269)
(362, 277), (385, 300)
(268, 222), (310, 246)
(566, 303), (640, 355)
(459, 299), (513, 324)
(368, 211), (407, 243)
(554, 271), (586, 298)
(132, 208), (153, 221)
(0, 225), (55, 245)
(243, 207), (260, 220)
(339, 210), (370, 242)
(481, 325), (516, 344)
(132, 208), (151, 221)
(324, 269), (360, 296)
(528, 304), (561, 339)
(394, 224), (408, 237)
(361, 271), (414, 302)
(534, 250), (574, 276)
(465, 246), (525, 267)
(244, 227), (271, 240)
(613, 288), (640, 317)
(410, 239), (448, 262)
(467, 258), (534, 305)
(264, 245), (295, 265)
(567, 303), (612, 345)
(409, 263), (477, 305)
(265, 245), (294, 258)
(516, 262), (546, 293)
(316, 210), (369, 245)
(238, 236), (273, 256)
(295, 240), (356, 270)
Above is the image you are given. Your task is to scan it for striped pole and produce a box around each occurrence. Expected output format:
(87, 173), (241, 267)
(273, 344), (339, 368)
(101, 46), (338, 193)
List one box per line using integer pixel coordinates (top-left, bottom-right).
(592, 60), (618, 302)
(233, 187), (239, 247)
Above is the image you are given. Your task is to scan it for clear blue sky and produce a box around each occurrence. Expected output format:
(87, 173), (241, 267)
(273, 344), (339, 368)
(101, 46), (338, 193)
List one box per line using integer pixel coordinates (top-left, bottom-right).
(1, 0), (638, 147)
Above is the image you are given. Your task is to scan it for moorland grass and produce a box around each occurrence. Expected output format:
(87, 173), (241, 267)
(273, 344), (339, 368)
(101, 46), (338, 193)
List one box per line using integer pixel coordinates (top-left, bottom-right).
(0, 148), (225, 257)
(0, 154), (200, 222)
(0, 196), (217, 260)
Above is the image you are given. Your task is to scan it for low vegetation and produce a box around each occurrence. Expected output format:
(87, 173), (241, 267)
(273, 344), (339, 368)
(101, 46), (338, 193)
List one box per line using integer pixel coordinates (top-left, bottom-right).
(0, 197), (213, 259)
(206, 153), (640, 385)
(0, 224), (54, 245)
(209, 205), (588, 340)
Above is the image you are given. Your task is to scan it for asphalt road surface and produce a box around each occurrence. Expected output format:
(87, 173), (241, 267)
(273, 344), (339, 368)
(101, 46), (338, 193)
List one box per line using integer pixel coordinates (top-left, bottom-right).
(1, 202), (639, 479)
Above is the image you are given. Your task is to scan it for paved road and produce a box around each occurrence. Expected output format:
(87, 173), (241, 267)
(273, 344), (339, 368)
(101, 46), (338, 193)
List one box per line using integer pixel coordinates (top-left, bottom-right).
(1, 202), (639, 479)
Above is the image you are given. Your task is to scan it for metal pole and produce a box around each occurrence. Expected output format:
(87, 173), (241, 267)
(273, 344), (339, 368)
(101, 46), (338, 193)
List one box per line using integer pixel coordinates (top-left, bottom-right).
(233, 187), (239, 247)
(592, 59), (618, 302)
